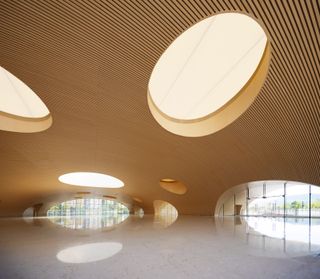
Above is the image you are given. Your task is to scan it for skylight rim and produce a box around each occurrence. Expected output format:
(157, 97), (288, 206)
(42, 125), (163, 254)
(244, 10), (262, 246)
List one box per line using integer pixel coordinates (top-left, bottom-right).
(58, 172), (125, 188)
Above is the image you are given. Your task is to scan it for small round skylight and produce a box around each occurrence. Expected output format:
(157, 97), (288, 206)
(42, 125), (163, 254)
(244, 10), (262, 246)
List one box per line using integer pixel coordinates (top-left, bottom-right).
(159, 179), (187, 195)
(133, 197), (143, 203)
(0, 66), (52, 132)
(59, 172), (124, 188)
(148, 12), (270, 137)
(160, 178), (176, 183)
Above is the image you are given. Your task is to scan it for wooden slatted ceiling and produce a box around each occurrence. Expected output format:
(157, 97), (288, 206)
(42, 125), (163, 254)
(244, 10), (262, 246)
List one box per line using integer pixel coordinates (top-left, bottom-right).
(0, 0), (319, 216)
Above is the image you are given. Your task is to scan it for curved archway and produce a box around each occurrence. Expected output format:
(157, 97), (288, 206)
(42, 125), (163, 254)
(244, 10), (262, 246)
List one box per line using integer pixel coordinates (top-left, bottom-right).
(215, 180), (320, 218)
(23, 207), (34, 217)
(153, 200), (178, 228)
(133, 206), (144, 218)
(47, 198), (129, 229)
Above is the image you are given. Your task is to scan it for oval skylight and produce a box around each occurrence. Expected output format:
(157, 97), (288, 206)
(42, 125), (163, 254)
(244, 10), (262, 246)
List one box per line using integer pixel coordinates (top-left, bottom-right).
(0, 66), (52, 132)
(148, 12), (270, 137)
(59, 172), (124, 188)
(133, 197), (143, 203)
(159, 179), (187, 195)
(56, 242), (123, 263)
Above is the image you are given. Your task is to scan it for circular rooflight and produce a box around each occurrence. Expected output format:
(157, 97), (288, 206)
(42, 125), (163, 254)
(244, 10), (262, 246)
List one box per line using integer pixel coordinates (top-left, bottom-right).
(160, 178), (176, 183)
(148, 12), (270, 137)
(59, 172), (124, 188)
(0, 66), (52, 133)
(133, 197), (143, 203)
(159, 179), (187, 195)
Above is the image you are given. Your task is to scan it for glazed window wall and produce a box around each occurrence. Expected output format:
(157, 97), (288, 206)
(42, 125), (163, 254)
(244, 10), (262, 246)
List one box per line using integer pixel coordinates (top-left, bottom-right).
(222, 182), (320, 217)
(47, 198), (129, 217)
(49, 214), (129, 229)
(311, 186), (320, 217)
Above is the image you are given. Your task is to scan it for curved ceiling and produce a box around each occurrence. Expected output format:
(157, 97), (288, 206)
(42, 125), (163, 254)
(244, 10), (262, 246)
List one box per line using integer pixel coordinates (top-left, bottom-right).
(0, 0), (319, 216)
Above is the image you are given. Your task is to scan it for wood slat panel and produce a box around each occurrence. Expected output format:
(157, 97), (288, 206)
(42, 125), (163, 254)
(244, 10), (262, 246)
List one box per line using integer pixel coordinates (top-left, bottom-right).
(0, 0), (319, 215)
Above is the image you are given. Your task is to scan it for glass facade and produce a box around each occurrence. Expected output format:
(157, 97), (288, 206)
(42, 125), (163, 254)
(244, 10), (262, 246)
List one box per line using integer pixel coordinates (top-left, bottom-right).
(248, 196), (284, 216)
(47, 198), (129, 217)
(285, 183), (310, 217)
(311, 185), (320, 217)
(221, 181), (320, 218)
(48, 215), (129, 230)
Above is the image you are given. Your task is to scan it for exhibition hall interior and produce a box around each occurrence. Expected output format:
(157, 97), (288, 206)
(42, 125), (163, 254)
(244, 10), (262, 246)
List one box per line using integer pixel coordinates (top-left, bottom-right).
(0, 1), (320, 278)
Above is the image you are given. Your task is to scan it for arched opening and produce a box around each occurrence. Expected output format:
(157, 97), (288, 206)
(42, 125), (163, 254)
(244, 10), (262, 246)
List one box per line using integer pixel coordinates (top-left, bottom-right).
(22, 203), (43, 217)
(47, 198), (129, 229)
(153, 200), (178, 228)
(215, 180), (320, 218)
(22, 207), (34, 218)
(133, 206), (144, 218)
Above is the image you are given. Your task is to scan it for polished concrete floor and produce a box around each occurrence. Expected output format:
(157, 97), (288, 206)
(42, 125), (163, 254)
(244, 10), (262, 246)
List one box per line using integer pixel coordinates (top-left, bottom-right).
(0, 215), (320, 279)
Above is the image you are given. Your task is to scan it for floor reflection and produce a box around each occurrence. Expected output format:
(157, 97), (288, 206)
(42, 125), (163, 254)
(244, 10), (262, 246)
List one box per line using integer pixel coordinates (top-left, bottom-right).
(48, 214), (129, 230)
(56, 242), (123, 263)
(153, 213), (178, 228)
(217, 216), (320, 255)
(1, 216), (320, 278)
(23, 216), (45, 227)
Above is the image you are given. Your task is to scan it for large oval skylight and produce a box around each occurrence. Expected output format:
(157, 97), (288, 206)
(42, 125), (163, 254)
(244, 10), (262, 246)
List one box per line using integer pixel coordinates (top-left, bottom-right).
(59, 172), (124, 188)
(148, 12), (270, 137)
(0, 66), (52, 132)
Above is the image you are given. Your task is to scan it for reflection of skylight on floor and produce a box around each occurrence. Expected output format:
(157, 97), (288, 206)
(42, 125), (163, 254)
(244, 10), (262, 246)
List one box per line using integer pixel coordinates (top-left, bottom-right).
(56, 242), (123, 263)
(58, 172), (124, 188)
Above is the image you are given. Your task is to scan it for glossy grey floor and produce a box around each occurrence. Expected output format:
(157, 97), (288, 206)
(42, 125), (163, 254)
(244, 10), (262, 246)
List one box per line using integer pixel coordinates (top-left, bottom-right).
(0, 215), (319, 279)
